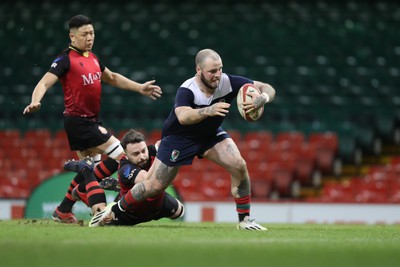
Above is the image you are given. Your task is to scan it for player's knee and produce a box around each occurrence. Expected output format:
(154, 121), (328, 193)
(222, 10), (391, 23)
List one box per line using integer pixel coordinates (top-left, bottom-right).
(239, 158), (248, 171)
(231, 157), (247, 175)
(104, 140), (124, 160)
(169, 199), (185, 219)
(92, 154), (101, 166)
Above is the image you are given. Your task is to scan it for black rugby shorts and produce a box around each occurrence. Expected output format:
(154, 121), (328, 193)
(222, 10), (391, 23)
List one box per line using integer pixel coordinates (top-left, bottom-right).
(63, 115), (112, 151)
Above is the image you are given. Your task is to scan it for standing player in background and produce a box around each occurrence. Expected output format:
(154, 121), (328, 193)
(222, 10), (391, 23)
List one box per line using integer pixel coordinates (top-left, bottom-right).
(95, 48), (275, 230)
(65, 129), (184, 226)
(23, 15), (162, 222)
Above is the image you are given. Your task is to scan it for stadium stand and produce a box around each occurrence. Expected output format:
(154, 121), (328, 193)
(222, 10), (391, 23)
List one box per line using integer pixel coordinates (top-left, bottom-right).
(1, 0), (399, 202)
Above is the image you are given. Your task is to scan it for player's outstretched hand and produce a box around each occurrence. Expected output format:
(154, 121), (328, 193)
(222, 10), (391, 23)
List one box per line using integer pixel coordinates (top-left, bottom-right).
(141, 80), (162, 100)
(207, 102), (230, 117)
(23, 103), (41, 114)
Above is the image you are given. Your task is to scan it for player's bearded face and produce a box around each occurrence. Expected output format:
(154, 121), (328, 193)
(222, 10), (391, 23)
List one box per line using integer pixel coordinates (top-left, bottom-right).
(200, 72), (219, 90)
(126, 142), (149, 168)
(136, 154), (149, 169)
(199, 59), (222, 90)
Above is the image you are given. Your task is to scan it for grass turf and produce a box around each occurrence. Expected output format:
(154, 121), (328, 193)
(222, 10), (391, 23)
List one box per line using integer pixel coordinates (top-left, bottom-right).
(1, 220), (399, 267)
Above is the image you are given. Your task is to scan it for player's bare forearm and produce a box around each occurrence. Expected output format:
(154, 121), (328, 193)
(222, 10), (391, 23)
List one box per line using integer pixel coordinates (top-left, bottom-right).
(103, 69), (162, 100)
(23, 73), (57, 114)
(175, 106), (207, 125)
(175, 103), (230, 125)
(104, 72), (142, 92)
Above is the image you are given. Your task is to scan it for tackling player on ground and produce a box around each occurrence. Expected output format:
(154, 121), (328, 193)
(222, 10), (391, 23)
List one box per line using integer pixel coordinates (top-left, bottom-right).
(65, 129), (184, 226)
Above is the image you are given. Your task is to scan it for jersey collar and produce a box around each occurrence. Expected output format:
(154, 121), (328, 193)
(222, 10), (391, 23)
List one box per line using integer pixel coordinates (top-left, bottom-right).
(69, 44), (90, 58)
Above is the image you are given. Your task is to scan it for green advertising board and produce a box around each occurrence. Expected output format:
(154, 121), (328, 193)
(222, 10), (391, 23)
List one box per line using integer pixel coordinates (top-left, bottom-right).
(25, 172), (180, 221)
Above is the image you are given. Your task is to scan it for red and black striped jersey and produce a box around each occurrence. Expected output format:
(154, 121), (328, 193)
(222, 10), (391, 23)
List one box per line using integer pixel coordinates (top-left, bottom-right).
(118, 145), (157, 196)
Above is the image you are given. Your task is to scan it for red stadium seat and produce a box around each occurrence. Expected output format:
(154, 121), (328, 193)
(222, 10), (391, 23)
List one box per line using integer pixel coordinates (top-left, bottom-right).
(54, 130), (68, 142)
(320, 181), (355, 203)
(294, 159), (315, 186)
(51, 136), (69, 150)
(315, 148), (335, 175)
(251, 179), (272, 199)
(243, 149), (265, 165)
(227, 130), (242, 143)
(174, 170), (205, 201)
(276, 131), (305, 150)
(244, 131), (274, 144)
(242, 131), (273, 154)
(276, 131), (305, 143)
(24, 129), (52, 140)
(201, 171), (231, 200)
(259, 158), (296, 198)
(23, 129), (53, 151)
(0, 158), (12, 172)
(147, 129), (162, 145)
(354, 179), (389, 203)
(251, 170), (274, 199)
(309, 132), (338, 155)
(391, 156), (400, 166)
(0, 129), (21, 140)
(6, 146), (23, 160)
(2, 170), (31, 198)
(272, 166), (295, 198)
(308, 132), (338, 174)
(293, 143), (317, 185)
(388, 182), (400, 203)
(191, 158), (208, 172)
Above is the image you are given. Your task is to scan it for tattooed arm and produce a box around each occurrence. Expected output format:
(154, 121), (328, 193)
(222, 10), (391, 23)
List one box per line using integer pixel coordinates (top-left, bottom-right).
(254, 81), (276, 105)
(175, 102), (231, 125)
(242, 81), (276, 113)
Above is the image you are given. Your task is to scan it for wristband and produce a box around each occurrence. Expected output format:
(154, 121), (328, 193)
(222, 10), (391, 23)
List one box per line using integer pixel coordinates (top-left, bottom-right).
(261, 92), (270, 103)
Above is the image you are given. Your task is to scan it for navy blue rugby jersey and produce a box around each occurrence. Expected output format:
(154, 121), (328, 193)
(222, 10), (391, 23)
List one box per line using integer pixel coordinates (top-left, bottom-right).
(162, 73), (253, 139)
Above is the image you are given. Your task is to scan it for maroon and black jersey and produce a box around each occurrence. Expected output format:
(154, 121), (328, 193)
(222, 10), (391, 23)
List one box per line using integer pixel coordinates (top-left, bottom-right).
(48, 45), (105, 118)
(118, 145), (157, 196)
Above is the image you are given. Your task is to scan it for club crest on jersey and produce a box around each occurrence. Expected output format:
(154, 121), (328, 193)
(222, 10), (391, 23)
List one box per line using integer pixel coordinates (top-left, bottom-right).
(170, 150), (180, 162)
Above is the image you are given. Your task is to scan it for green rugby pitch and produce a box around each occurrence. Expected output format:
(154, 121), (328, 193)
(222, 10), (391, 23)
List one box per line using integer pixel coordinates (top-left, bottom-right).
(1, 220), (399, 267)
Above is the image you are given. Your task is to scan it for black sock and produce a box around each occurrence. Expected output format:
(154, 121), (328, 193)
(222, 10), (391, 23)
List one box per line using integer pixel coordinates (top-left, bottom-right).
(238, 212), (250, 222)
(58, 173), (84, 212)
(58, 198), (75, 213)
(78, 182), (86, 193)
(112, 203), (123, 217)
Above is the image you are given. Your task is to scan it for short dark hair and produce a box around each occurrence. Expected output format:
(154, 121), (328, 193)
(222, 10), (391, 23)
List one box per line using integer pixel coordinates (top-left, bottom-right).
(120, 129), (146, 150)
(68, 15), (92, 30)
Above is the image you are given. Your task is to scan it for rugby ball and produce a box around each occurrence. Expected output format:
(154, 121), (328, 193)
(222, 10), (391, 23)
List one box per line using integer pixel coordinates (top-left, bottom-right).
(237, 83), (264, 122)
